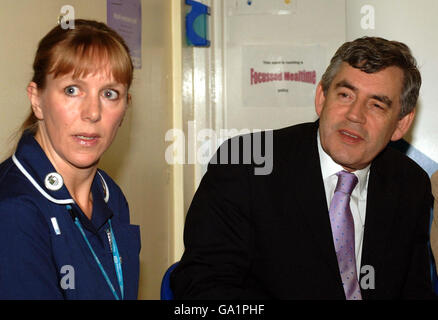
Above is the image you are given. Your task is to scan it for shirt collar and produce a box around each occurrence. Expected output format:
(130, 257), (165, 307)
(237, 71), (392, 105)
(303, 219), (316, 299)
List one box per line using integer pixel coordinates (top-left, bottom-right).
(317, 130), (370, 199)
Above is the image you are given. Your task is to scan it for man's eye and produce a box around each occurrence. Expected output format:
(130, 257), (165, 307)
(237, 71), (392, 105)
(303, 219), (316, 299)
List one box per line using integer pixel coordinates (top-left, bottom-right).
(338, 92), (350, 99)
(64, 86), (79, 96)
(369, 101), (385, 110)
(103, 89), (119, 100)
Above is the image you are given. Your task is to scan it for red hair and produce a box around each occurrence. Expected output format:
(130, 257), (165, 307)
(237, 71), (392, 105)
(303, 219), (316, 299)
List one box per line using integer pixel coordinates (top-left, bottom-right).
(22, 19), (133, 134)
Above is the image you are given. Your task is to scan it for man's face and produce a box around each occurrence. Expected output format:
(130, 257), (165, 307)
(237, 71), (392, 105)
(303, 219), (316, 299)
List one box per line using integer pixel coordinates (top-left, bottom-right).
(315, 62), (415, 171)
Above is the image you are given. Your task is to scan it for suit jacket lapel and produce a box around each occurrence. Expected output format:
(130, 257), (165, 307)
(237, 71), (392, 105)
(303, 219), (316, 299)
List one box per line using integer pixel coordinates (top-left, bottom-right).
(360, 151), (400, 299)
(281, 122), (343, 285)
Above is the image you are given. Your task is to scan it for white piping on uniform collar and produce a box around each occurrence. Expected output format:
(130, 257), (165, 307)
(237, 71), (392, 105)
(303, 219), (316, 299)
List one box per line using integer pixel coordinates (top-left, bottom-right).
(12, 154), (110, 204)
(12, 154), (74, 205)
(97, 171), (110, 203)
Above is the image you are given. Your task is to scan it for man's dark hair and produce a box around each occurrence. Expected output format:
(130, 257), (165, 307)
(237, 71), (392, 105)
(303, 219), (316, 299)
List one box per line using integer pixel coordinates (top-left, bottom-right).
(320, 37), (421, 118)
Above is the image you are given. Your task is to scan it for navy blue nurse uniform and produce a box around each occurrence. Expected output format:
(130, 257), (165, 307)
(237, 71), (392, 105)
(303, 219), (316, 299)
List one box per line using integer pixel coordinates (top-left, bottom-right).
(0, 131), (141, 299)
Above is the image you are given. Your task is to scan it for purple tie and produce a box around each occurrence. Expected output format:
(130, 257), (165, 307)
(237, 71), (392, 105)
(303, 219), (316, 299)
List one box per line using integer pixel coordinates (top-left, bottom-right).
(328, 170), (362, 300)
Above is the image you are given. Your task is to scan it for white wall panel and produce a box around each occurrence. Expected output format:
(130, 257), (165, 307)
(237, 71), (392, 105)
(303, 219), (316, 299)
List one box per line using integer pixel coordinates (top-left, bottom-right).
(223, 0), (346, 131)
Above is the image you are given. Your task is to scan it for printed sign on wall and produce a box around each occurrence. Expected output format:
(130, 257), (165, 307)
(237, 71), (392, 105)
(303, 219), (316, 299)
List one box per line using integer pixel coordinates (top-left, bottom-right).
(242, 45), (326, 108)
(107, 0), (142, 69)
(230, 0), (297, 16)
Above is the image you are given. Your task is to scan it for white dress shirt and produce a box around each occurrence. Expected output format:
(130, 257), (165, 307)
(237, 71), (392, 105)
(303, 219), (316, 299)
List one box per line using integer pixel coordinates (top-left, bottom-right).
(317, 131), (370, 274)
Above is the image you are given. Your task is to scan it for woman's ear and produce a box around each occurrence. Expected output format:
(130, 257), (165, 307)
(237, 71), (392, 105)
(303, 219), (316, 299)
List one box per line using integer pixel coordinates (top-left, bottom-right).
(27, 82), (43, 120)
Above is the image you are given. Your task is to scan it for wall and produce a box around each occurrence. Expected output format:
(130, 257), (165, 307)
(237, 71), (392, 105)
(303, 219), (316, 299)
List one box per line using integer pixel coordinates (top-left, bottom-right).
(0, 0), (174, 299)
(223, 0), (346, 131)
(178, 0), (347, 221)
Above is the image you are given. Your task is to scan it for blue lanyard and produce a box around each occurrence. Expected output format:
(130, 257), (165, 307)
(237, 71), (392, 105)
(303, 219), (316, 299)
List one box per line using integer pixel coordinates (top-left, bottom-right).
(108, 219), (124, 299)
(66, 205), (124, 300)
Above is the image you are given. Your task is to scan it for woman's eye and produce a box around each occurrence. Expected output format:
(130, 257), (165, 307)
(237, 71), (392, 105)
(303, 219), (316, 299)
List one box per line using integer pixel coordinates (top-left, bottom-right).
(64, 86), (79, 96)
(103, 89), (119, 100)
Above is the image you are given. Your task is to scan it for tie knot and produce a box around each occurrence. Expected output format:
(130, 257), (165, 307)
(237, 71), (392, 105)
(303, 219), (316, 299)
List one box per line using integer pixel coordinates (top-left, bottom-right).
(335, 170), (358, 195)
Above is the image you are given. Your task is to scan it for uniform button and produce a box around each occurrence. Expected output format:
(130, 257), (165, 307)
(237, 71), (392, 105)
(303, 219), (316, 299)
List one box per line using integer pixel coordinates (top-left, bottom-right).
(44, 172), (63, 191)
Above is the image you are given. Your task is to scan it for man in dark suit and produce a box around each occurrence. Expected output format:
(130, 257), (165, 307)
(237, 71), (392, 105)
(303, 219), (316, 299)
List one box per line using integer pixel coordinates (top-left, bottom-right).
(171, 37), (436, 299)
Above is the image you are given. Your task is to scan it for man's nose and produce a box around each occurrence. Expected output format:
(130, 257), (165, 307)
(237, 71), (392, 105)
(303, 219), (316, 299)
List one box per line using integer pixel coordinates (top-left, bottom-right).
(345, 99), (366, 124)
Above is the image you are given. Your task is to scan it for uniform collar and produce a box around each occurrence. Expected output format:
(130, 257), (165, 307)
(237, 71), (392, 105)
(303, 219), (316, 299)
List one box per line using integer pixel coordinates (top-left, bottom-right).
(13, 131), (112, 231)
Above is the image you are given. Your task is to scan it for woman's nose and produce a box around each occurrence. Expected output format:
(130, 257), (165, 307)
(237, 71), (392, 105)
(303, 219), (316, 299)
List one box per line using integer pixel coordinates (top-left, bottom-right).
(81, 95), (102, 122)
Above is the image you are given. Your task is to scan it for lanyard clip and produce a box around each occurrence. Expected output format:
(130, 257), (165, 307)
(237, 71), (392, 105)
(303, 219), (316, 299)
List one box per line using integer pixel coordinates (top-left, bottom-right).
(106, 228), (113, 252)
(66, 204), (77, 221)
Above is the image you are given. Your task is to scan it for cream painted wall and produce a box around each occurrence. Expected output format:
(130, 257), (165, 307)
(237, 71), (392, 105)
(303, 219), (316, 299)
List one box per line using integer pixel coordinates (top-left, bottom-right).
(0, 0), (175, 299)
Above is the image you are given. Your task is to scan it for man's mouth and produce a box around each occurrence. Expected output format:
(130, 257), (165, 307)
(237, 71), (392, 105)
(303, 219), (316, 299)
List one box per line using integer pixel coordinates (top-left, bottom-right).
(339, 129), (363, 142)
(341, 130), (358, 138)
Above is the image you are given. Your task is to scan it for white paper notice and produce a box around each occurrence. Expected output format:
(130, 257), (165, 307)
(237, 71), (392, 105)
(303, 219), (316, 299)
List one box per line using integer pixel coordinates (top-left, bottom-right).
(242, 45), (326, 108)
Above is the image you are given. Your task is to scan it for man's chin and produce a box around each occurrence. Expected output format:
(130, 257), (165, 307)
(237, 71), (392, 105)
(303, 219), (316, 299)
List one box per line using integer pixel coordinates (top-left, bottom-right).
(330, 154), (365, 172)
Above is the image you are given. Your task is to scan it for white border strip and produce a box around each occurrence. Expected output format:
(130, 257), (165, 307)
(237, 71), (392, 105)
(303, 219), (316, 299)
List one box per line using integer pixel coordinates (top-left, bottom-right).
(12, 154), (74, 205)
(97, 171), (110, 203)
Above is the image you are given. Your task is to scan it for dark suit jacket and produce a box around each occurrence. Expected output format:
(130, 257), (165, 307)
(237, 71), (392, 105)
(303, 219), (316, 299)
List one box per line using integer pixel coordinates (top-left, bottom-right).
(171, 121), (435, 299)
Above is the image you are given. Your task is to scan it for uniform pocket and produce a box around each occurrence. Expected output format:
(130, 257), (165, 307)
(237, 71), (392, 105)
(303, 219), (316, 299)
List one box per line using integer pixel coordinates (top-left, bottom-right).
(116, 224), (141, 256)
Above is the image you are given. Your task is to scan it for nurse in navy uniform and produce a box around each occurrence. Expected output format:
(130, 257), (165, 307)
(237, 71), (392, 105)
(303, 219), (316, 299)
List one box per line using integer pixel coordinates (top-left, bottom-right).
(0, 19), (141, 299)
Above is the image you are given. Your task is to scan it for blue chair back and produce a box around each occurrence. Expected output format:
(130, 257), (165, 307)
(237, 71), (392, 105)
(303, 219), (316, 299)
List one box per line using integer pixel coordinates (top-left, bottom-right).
(431, 255), (438, 294)
(160, 262), (179, 300)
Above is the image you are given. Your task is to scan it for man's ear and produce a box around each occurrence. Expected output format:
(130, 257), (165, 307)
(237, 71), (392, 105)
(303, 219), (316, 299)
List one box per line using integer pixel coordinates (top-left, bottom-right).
(27, 82), (43, 120)
(390, 109), (416, 141)
(315, 82), (326, 117)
